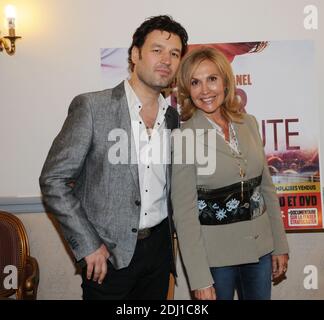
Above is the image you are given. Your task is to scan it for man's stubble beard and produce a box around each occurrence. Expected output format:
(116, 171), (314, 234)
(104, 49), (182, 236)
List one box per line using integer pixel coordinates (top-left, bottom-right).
(136, 50), (174, 92)
(137, 70), (173, 93)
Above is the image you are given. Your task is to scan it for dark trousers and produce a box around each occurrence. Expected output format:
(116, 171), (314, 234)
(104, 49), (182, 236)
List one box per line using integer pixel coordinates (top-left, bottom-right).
(81, 219), (172, 300)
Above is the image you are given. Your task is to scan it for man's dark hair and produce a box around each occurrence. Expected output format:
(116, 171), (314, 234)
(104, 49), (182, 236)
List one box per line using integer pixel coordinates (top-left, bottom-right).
(128, 15), (188, 72)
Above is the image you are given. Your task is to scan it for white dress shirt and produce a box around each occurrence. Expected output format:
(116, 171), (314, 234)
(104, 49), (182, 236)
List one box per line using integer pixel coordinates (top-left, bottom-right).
(124, 80), (169, 229)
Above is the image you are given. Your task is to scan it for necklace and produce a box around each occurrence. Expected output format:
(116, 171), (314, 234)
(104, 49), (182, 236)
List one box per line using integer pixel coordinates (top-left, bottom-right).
(207, 116), (248, 200)
(227, 123), (247, 201)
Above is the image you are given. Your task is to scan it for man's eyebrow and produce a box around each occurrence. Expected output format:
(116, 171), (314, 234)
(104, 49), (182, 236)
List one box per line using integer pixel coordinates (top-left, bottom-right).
(150, 43), (181, 52)
(150, 43), (163, 48)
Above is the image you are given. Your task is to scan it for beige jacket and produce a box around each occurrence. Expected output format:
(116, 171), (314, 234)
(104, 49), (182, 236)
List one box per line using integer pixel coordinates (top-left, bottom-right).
(171, 110), (289, 290)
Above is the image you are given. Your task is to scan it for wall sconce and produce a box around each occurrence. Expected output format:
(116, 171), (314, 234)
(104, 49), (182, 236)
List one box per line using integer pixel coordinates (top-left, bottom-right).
(0, 5), (21, 55)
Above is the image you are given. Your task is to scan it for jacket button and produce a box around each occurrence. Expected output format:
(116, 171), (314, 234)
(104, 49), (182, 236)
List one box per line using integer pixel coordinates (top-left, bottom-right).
(132, 228), (138, 233)
(135, 200), (141, 206)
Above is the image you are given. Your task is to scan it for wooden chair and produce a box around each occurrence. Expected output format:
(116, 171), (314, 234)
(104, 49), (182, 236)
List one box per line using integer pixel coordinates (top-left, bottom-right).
(0, 211), (39, 299)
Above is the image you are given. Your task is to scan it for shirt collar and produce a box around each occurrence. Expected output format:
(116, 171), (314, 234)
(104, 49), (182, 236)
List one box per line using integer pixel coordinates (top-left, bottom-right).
(124, 80), (169, 116)
(124, 80), (141, 114)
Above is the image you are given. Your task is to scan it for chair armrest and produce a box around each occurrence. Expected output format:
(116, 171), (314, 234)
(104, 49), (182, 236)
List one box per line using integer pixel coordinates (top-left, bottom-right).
(22, 256), (39, 300)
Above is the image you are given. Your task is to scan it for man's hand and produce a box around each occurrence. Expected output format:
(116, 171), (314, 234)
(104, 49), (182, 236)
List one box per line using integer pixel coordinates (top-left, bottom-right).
(85, 244), (110, 284)
(194, 286), (216, 300)
(272, 254), (289, 279)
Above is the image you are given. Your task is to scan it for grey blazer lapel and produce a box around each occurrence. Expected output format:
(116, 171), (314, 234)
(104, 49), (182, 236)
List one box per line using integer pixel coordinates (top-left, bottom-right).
(111, 82), (140, 191)
(193, 110), (247, 158)
(165, 106), (180, 197)
(192, 110), (228, 155)
(232, 119), (249, 159)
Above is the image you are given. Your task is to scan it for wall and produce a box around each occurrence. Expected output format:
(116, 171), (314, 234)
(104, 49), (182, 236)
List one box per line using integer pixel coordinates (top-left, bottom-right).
(1, 0), (323, 299)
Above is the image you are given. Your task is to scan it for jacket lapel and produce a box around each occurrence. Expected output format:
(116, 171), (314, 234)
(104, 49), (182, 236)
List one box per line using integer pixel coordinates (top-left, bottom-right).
(111, 82), (140, 192)
(165, 106), (179, 199)
(232, 119), (249, 159)
(191, 110), (251, 160)
(192, 110), (229, 155)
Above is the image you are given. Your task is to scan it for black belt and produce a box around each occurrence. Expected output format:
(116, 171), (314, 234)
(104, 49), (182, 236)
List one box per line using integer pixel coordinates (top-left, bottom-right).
(137, 218), (167, 240)
(197, 175), (265, 225)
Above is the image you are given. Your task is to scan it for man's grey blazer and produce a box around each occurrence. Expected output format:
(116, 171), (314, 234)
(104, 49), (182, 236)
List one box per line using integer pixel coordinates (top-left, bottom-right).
(39, 82), (179, 270)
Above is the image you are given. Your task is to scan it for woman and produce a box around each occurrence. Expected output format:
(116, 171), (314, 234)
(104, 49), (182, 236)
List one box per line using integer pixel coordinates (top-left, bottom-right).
(171, 47), (289, 300)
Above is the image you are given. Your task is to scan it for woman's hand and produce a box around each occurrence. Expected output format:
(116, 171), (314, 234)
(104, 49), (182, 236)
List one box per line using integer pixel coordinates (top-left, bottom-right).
(272, 254), (289, 279)
(194, 286), (216, 300)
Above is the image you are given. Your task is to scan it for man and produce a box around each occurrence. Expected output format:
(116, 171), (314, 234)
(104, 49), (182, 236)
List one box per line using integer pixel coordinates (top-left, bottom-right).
(39, 15), (188, 300)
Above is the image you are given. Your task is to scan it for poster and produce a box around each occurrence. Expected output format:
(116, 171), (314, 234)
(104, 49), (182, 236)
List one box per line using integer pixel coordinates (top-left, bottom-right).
(100, 40), (323, 231)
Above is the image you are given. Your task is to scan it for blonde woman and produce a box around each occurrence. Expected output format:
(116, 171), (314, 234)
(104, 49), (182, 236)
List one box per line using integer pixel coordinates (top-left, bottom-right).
(171, 47), (289, 300)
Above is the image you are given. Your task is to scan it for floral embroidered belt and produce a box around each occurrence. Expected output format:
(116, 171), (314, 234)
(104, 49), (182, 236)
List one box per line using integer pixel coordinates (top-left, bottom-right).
(197, 175), (266, 225)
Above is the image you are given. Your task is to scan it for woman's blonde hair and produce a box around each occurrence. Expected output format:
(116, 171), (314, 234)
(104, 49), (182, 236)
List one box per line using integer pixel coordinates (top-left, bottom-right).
(177, 46), (242, 122)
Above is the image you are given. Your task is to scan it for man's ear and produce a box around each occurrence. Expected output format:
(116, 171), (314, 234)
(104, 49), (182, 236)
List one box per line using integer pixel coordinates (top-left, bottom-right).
(131, 46), (140, 66)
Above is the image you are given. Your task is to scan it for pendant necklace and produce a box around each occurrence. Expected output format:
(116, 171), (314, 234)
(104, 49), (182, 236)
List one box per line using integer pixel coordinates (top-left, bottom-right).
(227, 123), (247, 201)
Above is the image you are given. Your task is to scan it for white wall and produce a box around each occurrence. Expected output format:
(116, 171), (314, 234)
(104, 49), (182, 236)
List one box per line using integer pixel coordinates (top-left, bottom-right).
(1, 0), (323, 197)
(1, 0), (323, 299)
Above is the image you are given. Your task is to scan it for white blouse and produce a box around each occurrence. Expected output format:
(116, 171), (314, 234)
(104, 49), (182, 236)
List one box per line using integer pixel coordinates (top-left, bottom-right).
(206, 117), (241, 155)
